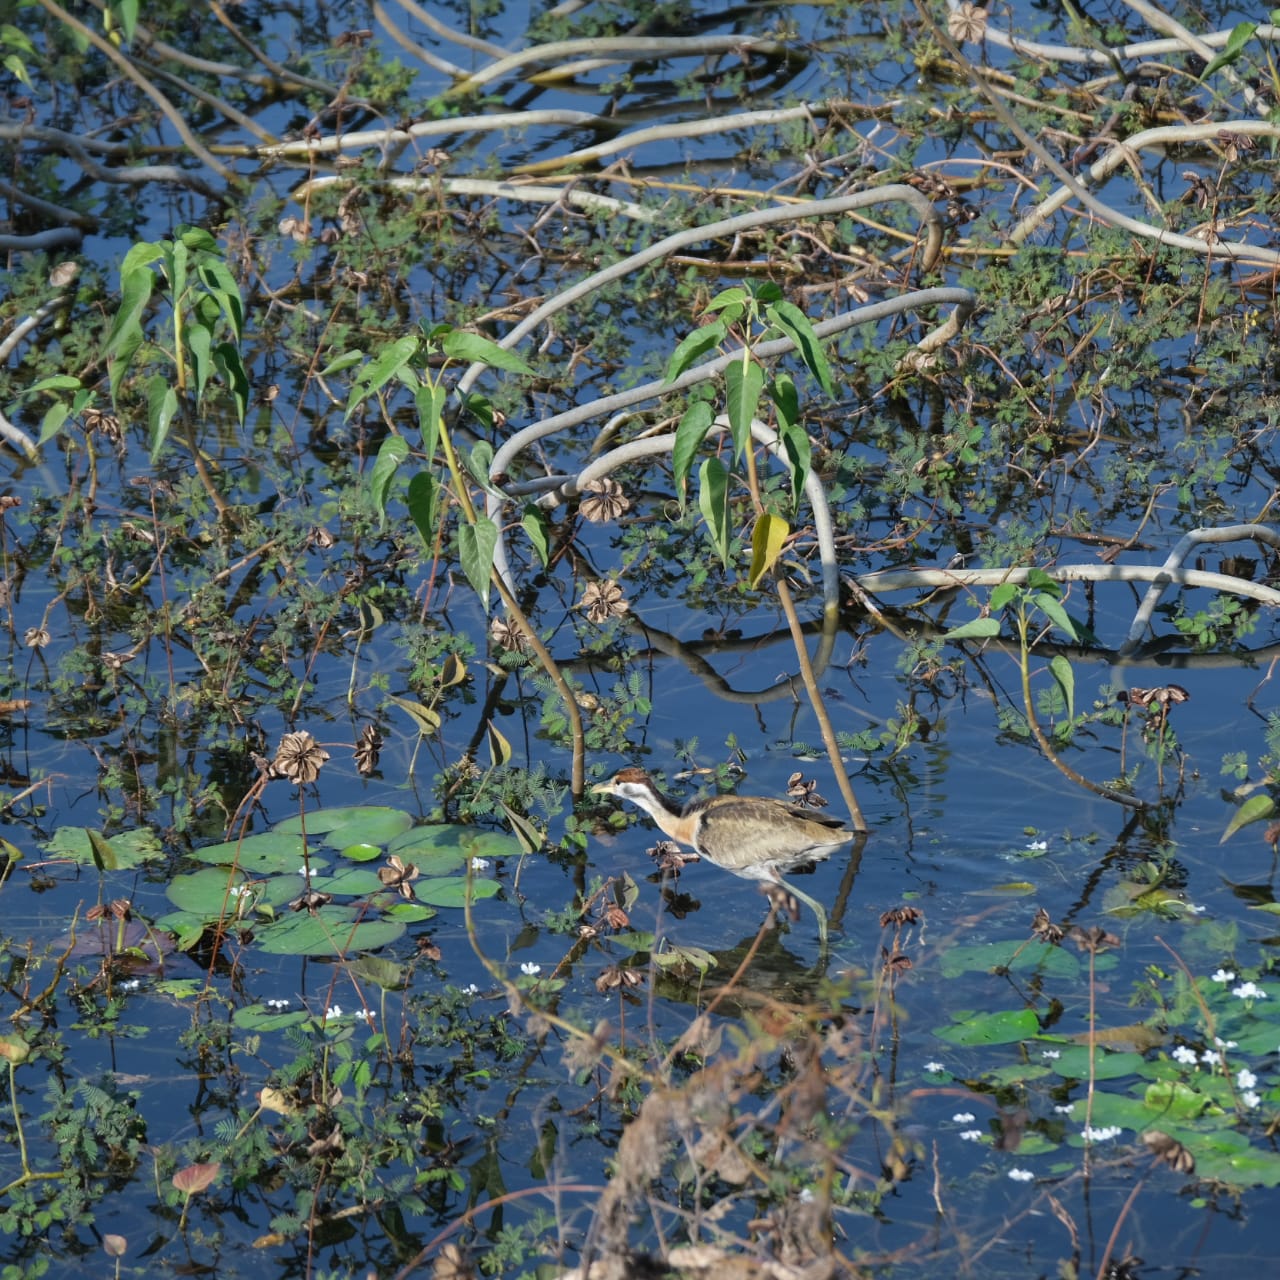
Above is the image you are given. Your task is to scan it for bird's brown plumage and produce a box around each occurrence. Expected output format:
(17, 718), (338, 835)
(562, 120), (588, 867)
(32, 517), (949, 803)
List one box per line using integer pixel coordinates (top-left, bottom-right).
(592, 767), (854, 944)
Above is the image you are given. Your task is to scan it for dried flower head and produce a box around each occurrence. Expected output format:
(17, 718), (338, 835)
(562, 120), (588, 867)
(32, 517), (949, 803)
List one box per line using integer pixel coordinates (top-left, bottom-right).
(378, 854), (421, 899)
(490, 614), (530, 654)
(273, 731), (330, 784)
(650, 839), (698, 873)
(23, 627), (50, 649)
(579, 477), (631, 524)
(1030, 905), (1065, 944)
(354, 724), (382, 777)
(947, 2), (988, 42)
(786, 772), (828, 808)
(581, 579), (629, 623)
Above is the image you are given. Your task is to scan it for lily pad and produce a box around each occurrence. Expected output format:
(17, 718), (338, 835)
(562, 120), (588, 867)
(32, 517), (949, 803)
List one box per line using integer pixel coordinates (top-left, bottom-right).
(43, 826), (164, 869)
(252, 905), (405, 956)
(308, 867), (384, 897)
(190, 831), (314, 874)
(933, 1007), (1041, 1046)
(388, 823), (523, 863)
(232, 1004), (312, 1031)
(166, 867), (299, 918)
(273, 806), (413, 846)
(338, 842), (384, 863)
(411, 876), (502, 908)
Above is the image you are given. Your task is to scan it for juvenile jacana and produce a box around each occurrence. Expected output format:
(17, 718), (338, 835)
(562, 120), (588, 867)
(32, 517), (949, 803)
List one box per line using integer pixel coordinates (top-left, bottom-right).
(592, 767), (854, 944)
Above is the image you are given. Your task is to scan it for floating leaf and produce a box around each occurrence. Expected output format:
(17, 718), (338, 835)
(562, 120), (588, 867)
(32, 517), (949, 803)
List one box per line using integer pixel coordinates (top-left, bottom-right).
(933, 1007), (1040, 1046)
(253, 905), (406, 956)
(232, 1004), (311, 1032)
(190, 831), (311, 873)
(273, 805), (413, 838)
(412, 877), (501, 908)
(42, 826), (163, 868)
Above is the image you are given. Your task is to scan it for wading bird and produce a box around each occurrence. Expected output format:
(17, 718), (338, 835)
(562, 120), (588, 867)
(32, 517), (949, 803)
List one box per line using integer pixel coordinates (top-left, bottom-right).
(593, 767), (855, 944)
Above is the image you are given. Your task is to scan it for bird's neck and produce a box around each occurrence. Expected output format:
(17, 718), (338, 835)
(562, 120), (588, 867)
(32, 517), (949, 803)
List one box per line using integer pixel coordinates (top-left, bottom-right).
(628, 784), (690, 842)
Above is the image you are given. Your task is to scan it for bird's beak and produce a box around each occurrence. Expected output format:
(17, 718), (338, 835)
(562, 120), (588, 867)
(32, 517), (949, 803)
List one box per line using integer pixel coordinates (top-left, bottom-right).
(591, 782), (613, 795)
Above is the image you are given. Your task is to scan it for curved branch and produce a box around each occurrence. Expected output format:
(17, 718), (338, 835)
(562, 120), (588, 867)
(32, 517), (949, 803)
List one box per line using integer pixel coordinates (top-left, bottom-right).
(460, 188), (946, 402)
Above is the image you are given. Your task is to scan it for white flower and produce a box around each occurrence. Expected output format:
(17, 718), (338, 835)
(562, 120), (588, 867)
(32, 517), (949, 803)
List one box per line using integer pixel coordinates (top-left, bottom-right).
(1233, 981), (1267, 999)
(1026, 840), (1048, 851)
(1054, 1104), (1075, 1114)
(952, 1112), (975, 1124)
(265, 997), (291, 1010)
(298, 866), (312, 877)
(470, 857), (491, 871)
(959, 1129), (983, 1141)
(1082, 1125), (1121, 1142)
(1172, 1046), (1199, 1065)
(1008, 1168), (1035, 1182)
(520, 962), (542, 976)
(324, 1005), (343, 1020)
(461, 984), (479, 996)
(1214, 1037), (1239, 1050)
(798, 1188), (815, 1203)
(1041, 1049), (1060, 1060)
(1201, 1050), (1218, 1064)
(1237, 1068), (1258, 1090)
(359, 1009), (376, 1024)
(118, 978), (140, 992)
(1184, 903), (1208, 915)
(1242, 1090), (1262, 1109)
(1212, 969), (1236, 983)
(924, 1061), (945, 1073)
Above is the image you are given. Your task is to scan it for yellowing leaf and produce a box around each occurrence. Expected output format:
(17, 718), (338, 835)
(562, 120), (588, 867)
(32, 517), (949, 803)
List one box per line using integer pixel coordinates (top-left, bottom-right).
(748, 512), (789, 589)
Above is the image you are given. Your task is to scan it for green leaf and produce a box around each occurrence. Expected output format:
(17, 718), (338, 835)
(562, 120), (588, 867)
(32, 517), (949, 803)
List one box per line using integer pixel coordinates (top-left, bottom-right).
(521, 504), (551, 568)
(748, 512), (788, 589)
(697, 456), (731, 569)
(776, 413), (811, 514)
(212, 342), (249, 425)
(501, 803), (545, 855)
(146, 375), (179, 462)
(766, 299), (835, 396)
(1221, 793), (1276, 843)
(255, 906), (406, 956)
(724, 357), (764, 461)
(415, 383), (446, 460)
(457, 516), (499, 613)
(486, 720), (512, 767)
(388, 695), (441, 737)
(345, 335), (418, 421)
(1033, 592), (1079, 640)
(1048, 654), (1074, 723)
(945, 616), (1002, 640)
(440, 329), (536, 375)
(407, 472), (440, 548)
(187, 321), (212, 404)
(703, 286), (749, 320)
(38, 401), (71, 446)
(1203, 21), (1256, 78)
(672, 400), (714, 504)
(369, 435), (409, 526)
(933, 1007), (1040, 1046)
(413, 876), (501, 908)
(105, 256), (157, 401)
(989, 582), (1019, 612)
(663, 319), (727, 384)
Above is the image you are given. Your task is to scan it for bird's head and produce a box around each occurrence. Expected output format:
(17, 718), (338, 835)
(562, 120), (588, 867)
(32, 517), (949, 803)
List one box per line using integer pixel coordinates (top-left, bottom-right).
(592, 767), (660, 805)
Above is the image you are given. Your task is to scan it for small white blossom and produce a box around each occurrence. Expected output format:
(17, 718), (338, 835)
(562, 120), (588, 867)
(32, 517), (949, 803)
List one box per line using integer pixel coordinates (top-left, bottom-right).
(959, 1129), (983, 1141)
(461, 984), (479, 996)
(1237, 1068), (1258, 1090)
(1054, 1104), (1075, 1114)
(324, 1005), (343, 1020)
(1082, 1125), (1122, 1142)
(1008, 1168), (1035, 1182)
(520, 962), (542, 976)
(1201, 1050), (1218, 1064)
(798, 1188), (815, 1203)
(1242, 1090), (1262, 1109)
(470, 857), (491, 871)
(1233, 982), (1267, 1000)
(1172, 1046), (1199, 1065)
(1025, 840), (1048, 852)
(1041, 1049), (1060, 1060)
(1212, 969), (1236, 983)
(118, 978), (140, 992)
(952, 1112), (975, 1124)
(924, 1061), (945, 1073)
(1214, 1036), (1239, 1050)
(1184, 903), (1208, 914)
(265, 997), (291, 1010)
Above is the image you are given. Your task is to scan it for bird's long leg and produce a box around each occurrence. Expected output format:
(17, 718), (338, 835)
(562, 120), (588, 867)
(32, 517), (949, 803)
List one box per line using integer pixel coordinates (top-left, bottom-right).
(776, 877), (828, 947)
